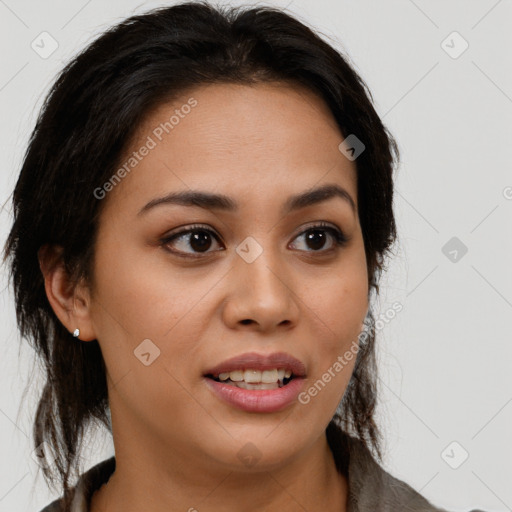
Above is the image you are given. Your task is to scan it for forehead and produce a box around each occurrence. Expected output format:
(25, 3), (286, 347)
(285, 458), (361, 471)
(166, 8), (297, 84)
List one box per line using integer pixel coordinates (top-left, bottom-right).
(102, 81), (357, 215)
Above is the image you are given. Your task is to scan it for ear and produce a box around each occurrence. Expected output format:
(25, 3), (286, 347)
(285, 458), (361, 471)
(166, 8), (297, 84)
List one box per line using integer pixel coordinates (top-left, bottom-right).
(38, 244), (96, 342)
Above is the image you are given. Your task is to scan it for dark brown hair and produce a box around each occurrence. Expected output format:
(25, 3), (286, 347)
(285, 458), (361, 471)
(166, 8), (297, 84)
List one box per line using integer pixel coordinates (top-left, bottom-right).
(3, 1), (399, 507)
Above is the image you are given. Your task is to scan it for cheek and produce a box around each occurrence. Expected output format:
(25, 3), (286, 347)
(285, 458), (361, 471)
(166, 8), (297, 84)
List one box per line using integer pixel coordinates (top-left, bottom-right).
(310, 284), (364, 402)
(304, 256), (368, 350)
(298, 281), (363, 419)
(89, 243), (210, 431)
(91, 234), (212, 340)
(298, 250), (367, 410)
(90, 238), (222, 391)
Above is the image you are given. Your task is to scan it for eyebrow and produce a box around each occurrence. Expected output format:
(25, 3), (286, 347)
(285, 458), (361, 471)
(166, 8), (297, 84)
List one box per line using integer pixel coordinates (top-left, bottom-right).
(137, 183), (356, 217)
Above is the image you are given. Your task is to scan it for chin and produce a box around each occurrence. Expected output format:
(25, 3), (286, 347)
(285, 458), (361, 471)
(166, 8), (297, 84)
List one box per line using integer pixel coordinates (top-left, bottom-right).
(201, 424), (315, 472)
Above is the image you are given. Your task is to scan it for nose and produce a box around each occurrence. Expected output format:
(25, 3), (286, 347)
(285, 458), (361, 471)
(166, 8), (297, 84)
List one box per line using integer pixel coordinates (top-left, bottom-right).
(221, 244), (300, 333)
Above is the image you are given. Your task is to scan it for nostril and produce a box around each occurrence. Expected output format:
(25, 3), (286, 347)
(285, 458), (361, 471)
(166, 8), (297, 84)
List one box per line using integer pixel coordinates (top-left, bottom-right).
(240, 319), (252, 325)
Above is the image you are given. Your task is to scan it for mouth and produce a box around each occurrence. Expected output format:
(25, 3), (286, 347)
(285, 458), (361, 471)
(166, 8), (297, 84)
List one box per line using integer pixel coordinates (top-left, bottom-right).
(205, 368), (296, 390)
(203, 351), (306, 413)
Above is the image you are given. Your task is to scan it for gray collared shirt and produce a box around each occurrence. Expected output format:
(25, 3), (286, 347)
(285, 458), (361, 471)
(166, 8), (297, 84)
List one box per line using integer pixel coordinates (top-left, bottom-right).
(39, 436), (486, 512)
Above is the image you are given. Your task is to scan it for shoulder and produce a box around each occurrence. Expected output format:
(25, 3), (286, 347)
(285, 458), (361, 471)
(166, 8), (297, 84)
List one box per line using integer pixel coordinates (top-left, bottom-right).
(345, 435), (485, 512)
(37, 456), (116, 512)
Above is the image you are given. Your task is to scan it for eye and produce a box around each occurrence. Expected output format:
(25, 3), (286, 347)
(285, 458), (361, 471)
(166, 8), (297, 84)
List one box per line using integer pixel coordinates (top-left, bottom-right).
(160, 221), (348, 259)
(161, 224), (224, 258)
(289, 222), (348, 253)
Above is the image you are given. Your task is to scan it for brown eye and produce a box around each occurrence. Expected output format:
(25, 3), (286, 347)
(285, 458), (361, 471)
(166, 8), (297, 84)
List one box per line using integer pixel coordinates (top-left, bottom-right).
(161, 225), (224, 258)
(289, 222), (348, 252)
(161, 221), (348, 259)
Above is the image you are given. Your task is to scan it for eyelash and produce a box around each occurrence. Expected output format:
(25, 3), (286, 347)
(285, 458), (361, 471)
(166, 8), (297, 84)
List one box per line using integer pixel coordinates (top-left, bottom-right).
(160, 222), (349, 259)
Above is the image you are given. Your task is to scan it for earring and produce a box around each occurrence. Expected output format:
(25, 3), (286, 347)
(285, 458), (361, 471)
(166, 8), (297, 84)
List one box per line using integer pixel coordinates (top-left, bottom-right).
(73, 328), (80, 338)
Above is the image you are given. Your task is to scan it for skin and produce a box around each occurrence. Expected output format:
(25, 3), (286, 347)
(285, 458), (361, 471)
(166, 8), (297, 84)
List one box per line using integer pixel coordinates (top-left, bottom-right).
(41, 81), (369, 512)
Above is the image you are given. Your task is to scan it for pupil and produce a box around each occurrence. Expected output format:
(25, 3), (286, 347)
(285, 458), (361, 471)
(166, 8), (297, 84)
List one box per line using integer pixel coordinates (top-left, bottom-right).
(306, 230), (326, 250)
(190, 231), (212, 252)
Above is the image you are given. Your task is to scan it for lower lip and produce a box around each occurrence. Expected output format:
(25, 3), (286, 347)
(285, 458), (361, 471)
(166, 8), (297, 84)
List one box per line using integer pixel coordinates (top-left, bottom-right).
(204, 377), (305, 413)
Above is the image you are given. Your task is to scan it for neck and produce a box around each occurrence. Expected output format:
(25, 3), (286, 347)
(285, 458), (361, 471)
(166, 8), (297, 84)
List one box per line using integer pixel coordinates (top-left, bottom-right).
(90, 427), (348, 512)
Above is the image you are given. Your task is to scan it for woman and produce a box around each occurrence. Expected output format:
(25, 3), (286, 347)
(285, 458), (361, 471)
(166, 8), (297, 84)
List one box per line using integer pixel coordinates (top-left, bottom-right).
(2, 2), (485, 511)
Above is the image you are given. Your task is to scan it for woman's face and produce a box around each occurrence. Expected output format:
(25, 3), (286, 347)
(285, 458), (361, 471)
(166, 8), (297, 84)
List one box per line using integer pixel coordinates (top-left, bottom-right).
(86, 81), (369, 470)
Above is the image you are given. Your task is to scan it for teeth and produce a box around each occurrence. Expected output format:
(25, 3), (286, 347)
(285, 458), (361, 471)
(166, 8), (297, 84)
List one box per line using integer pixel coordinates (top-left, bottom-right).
(229, 370), (244, 382)
(244, 369), (261, 383)
(235, 381), (279, 390)
(261, 369), (278, 383)
(214, 368), (293, 384)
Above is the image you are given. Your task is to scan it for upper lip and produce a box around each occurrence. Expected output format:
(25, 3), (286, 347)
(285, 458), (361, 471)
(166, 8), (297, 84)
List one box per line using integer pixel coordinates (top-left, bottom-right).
(204, 351), (307, 378)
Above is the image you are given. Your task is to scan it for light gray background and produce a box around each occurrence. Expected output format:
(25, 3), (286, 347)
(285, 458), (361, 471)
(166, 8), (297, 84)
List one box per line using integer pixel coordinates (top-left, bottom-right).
(1, 1), (511, 511)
